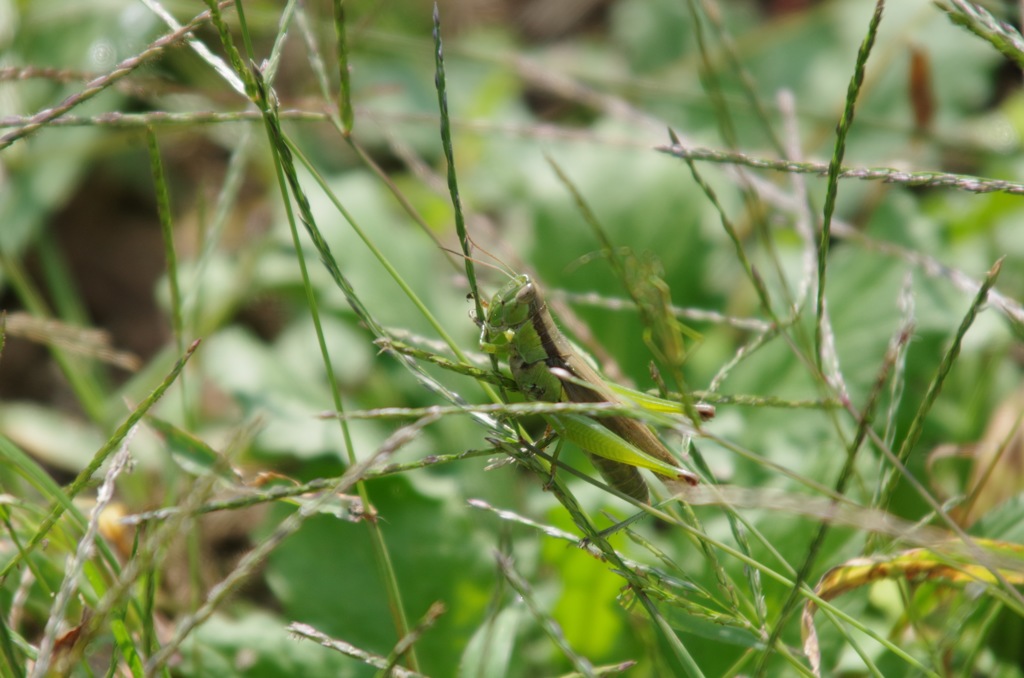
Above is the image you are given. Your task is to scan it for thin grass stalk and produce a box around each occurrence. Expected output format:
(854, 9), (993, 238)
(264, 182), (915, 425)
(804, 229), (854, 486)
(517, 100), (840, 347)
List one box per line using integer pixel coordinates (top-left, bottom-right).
(71, 423), (261, 673)
(684, 0), (741, 152)
(667, 505), (935, 675)
(958, 602), (1004, 677)
(671, 130), (777, 325)
(283, 140), (470, 364)
(146, 129), (189, 428)
(777, 90), (817, 320)
(140, 534), (159, 664)
(882, 274), (915, 451)
(29, 429), (136, 678)
(32, 238), (90, 329)
(657, 143), (1024, 196)
(199, 0), (251, 97)
(123, 447), (493, 524)
(0, 510), (35, 673)
(268, 117), (423, 672)
(656, 505), (878, 677)
(815, 0), (884, 380)
(834, 265), (1024, 616)
(813, 607), (886, 678)
(54, 373), (227, 673)
(764, 301), (913, 667)
(0, 2), (235, 151)
(432, 6), (482, 321)
(472, 493), (937, 674)
(683, 0), (741, 152)
(143, 415), (436, 675)
(235, 25), (500, 469)
(939, 0), (1024, 68)
(243, 52), (422, 667)
(708, 325), (777, 393)
(876, 258), (1004, 512)
(288, 623), (425, 677)
(141, 0), (245, 95)
(684, 445), (769, 628)
(296, 6), (332, 103)
(262, 0), (301, 85)
(0, 611), (23, 678)
(382, 601), (446, 675)
(0, 110), (327, 128)
(557, 289), (770, 331)
(334, 0), (355, 134)
(697, 0), (786, 156)
(231, 0), (257, 72)
(0, 438), (107, 593)
(673, 494), (746, 615)
(484, 438), (711, 675)
(877, 259), (1003, 510)
(683, 0), (800, 323)
(858, 424), (1024, 613)
(0, 254), (105, 421)
(544, 155), (705, 425)
(343, 135), (461, 268)
(0, 340), (198, 581)
(831, 223), (1024, 328)
(185, 129), (252, 328)
(496, 552), (598, 678)
(466, 539), (516, 678)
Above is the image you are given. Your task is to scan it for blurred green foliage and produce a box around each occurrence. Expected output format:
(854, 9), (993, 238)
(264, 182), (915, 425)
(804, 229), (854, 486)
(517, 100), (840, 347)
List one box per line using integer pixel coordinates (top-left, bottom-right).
(3, 0), (1024, 676)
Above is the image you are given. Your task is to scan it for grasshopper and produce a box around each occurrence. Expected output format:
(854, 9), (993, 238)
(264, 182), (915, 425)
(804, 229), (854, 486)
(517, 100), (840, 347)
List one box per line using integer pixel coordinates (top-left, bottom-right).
(479, 274), (713, 503)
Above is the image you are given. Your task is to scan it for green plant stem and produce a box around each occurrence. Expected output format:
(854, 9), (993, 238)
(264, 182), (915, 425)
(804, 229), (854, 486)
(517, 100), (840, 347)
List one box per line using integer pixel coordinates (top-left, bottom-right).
(246, 59), (420, 669)
(0, 340), (199, 581)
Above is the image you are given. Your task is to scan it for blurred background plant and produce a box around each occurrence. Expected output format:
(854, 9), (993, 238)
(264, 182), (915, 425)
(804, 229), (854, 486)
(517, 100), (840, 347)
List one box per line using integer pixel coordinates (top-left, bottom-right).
(2, 0), (1024, 676)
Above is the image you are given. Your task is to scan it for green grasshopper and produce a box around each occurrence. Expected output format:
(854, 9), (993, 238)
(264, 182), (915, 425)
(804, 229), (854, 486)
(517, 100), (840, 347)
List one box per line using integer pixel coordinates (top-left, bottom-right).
(479, 274), (714, 503)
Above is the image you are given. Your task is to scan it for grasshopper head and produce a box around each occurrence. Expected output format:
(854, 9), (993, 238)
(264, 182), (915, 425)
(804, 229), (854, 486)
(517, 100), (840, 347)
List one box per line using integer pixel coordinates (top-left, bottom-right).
(479, 274), (536, 353)
(487, 275), (535, 328)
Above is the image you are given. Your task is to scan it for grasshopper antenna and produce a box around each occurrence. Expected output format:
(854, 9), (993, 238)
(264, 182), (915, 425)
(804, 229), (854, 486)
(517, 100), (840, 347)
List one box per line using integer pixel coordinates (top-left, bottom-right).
(440, 246), (516, 281)
(463, 230), (517, 279)
(440, 246), (517, 330)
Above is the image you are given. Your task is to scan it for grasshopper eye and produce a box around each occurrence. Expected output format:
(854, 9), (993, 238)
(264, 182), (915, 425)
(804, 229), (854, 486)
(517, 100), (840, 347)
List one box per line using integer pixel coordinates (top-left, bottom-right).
(515, 283), (535, 305)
